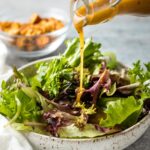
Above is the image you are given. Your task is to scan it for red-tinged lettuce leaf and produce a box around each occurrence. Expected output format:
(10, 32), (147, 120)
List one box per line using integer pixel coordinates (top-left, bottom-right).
(82, 69), (110, 105)
(99, 96), (143, 128)
(100, 83), (116, 98)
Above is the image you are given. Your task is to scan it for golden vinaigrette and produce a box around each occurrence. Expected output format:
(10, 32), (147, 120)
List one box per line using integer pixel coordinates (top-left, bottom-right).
(75, 28), (85, 103)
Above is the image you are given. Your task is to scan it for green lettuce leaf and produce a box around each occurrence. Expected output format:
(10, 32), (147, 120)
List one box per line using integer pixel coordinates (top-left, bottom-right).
(128, 61), (150, 97)
(0, 87), (42, 124)
(0, 90), (17, 119)
(34, 57), (74, 98)
(16, 90), (42, 122)
(21, 87), (52, 112)
(99, 96), (143, 128)
(64, 38), (102, 73)
(33, 38), (102, 98)
(103, 51), (117, 69)
(11, 123), (49, 135)
(11, 123), (33, 131)
(58, 124), (117, 138)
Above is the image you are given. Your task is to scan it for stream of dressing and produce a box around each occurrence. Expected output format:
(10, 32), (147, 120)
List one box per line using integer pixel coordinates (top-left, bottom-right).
(73, 0), (115, 103)
(76, 28), (85, 103)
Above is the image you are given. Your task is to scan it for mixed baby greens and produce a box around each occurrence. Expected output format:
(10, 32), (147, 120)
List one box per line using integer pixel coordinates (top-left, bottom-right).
(0, 38), (150, 138)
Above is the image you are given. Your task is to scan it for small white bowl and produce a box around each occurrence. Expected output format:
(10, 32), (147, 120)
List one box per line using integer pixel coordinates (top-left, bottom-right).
(0, 9), (71, 58)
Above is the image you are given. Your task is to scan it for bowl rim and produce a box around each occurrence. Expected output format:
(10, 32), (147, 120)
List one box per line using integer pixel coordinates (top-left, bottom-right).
(12, 56), (150, 141)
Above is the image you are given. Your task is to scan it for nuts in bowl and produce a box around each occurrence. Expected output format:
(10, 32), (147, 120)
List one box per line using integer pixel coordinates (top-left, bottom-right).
(0, 9), (70, 58)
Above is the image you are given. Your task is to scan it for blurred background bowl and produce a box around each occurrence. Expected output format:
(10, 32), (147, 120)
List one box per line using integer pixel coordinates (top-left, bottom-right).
(0, 8), (71, 58)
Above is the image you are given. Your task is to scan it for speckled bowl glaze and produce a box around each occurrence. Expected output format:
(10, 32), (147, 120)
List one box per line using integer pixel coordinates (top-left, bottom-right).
(25, 114), (150, 150)
(7, 57), (150, 150)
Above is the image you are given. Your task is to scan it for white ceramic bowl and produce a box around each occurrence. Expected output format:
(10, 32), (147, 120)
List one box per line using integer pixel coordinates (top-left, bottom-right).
(25, 113), (150, 150)
(7, 57), (150, 150)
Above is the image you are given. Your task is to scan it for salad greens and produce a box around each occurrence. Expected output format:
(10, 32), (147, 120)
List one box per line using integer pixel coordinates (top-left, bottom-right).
(99, 96), (143, 128)
(0, 38), (150, 138)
